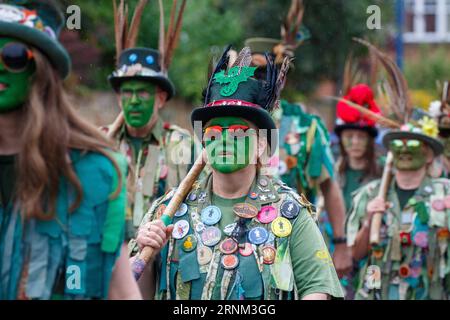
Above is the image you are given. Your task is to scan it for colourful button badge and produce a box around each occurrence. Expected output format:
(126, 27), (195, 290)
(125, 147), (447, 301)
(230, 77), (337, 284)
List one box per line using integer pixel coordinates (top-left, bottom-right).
(271, 217), (292, 238)
(172, 220), (190, 240)
(248, 227), (269, 245)
(201, 206), (222, 225)
(257, 206), (277, 224)
(201, 226), (222, 247)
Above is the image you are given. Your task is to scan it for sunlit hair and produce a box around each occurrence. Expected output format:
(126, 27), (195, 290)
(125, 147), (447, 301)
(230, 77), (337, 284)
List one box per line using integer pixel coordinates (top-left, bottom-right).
(15, 49), (122, 220)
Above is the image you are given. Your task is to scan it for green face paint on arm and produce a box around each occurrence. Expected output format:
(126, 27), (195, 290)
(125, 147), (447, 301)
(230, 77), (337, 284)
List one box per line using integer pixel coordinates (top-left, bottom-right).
(204, 117), (257, 174)
(120, 80), (156, 128)
(0, 37), (35, 113)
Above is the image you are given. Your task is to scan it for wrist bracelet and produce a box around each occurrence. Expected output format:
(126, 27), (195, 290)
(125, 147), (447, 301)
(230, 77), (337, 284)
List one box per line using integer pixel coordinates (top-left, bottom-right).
(332, 236), (347, 244)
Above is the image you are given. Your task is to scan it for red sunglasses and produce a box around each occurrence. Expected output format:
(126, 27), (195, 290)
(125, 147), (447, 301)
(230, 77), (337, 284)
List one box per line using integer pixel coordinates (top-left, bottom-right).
(203, 125), (255, 142)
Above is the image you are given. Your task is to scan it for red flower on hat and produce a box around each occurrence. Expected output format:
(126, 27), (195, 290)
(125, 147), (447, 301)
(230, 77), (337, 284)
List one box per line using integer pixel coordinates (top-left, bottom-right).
(336, 84), (381, 127)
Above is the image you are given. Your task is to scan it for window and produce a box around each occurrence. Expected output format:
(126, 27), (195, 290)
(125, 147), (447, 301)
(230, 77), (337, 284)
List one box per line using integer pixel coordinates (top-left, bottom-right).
(447, 0), (450, 32)
(405, 0), (415, 32)
(424, 0), (437, 32)
(403, 0), (450, 42)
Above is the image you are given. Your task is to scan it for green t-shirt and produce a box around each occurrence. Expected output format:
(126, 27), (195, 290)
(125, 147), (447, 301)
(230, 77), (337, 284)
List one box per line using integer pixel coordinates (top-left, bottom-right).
(0, 155), (16, 206)
(343, 168), (365, 212)
(188, 193), (343, 300)
(395, 184), (418, 210)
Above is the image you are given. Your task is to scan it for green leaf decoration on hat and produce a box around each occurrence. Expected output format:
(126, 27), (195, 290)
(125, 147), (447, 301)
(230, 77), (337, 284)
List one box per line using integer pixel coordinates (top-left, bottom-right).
(213, 66), (257, 97)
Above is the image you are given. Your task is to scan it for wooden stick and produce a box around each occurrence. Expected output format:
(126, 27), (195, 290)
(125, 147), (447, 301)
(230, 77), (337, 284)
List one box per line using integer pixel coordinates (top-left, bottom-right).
(131, 151), (206, 280)
(106, 112), (124, 139)
(369, 152), (394, 245)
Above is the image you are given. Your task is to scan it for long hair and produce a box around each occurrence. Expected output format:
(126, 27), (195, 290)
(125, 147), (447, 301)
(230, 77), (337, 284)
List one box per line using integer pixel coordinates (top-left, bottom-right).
(337, 135), (379, 180)
(15, 49), (122, 220)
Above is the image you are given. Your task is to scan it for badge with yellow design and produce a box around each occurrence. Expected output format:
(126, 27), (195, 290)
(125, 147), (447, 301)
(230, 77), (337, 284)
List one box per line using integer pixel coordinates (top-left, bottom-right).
(182, 235), (197, 252)
(271, 217), (292, 238)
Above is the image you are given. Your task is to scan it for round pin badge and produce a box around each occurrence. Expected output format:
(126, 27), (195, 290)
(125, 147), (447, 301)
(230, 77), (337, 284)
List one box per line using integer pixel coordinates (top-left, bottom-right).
(239, 242), (254, 257)
(172, 220), (190, 240)
(223, 223), (237, 236)
(201, 206), (222, 225)
(432, 199), (446, 211)
(262, 245), (276, 265)
(221, 254), (239, 270)
(258, 178), (269, 187)
(197, 246), (213, 265)
(281, 200), (300, 219)
(198, 192), (207, 203)
(257, 206), (278, 224)
(201, 226), (222, 247)
(233, 203), (258, 219)
(249, 192), (259, 200)
(188, 192), (197, 202)
(174, 203), (188, 217)
(248, 227), (269, 245)
(182, 235), (197, 252)
(219, 238), (238, 254)
(271, 217), (292, 238)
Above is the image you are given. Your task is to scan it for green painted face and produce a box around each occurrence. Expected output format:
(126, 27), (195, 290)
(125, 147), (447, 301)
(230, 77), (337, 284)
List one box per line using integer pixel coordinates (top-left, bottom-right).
(204, 117), (257, 174)
(390, 139), (427, 170)
(120, 80), (156, 128)
(0, 37), (35, 113)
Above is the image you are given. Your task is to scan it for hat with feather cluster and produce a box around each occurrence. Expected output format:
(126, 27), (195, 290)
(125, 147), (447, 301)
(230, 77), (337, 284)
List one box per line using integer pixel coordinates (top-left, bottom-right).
(339, 39), (444, 156)
(191, 46), (290, 156)
(108, 0), (186, 100)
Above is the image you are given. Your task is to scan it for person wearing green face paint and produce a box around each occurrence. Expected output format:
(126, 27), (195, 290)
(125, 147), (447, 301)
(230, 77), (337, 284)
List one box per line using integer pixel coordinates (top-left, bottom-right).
(346, 41), (450, 300)
(0, 1), (141, 300)
(131, 47), (343, 300)
(243, 0), (352, 282)
(104, 0), (193, 244)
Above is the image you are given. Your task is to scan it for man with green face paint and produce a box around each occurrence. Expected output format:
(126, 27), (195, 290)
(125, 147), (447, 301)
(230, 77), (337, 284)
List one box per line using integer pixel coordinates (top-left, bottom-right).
(104, 0), (193, 244)
(131, 46), (343, 300)
(347, 112), (450, 300)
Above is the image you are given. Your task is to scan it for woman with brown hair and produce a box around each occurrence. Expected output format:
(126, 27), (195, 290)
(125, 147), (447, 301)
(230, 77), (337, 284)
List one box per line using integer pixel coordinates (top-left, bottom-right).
(0, 1), (140, 299)
(335, 84), (382, 213)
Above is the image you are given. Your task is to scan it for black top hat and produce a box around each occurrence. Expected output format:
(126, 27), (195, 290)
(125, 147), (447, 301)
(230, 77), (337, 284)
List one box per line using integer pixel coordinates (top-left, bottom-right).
(191, 46), (289, 156)
(108, 48), (175, 100)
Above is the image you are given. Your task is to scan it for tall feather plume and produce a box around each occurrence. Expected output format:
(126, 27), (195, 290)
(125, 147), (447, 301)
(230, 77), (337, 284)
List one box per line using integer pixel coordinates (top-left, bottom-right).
(126, 0), (148, 49)
(161, 0), (187, 73)
(231, 47), (252, 68)
(113, 0), (148, 64)
(158, 0), (165, 68)
(204, 45), (232, 105)
(353, 38), (412, 123)
(273, 56), (292, 109)
(342, 52), (356, 95)
(281, 0), (305, 49)
(263, 53), (279, 112)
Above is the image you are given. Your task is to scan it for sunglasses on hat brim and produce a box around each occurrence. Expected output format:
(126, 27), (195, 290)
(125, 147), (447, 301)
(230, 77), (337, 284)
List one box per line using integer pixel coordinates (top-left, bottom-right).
(0, 42), (34, 73)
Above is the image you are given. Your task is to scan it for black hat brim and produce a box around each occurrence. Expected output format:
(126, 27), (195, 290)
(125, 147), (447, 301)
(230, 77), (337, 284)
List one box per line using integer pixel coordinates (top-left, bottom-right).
(109, 74), (175, 100)
(383, 131), (444, 156)
(335, 124), (378, 137)
(0, 22), (71, 79)
(191, 105), (278, 156)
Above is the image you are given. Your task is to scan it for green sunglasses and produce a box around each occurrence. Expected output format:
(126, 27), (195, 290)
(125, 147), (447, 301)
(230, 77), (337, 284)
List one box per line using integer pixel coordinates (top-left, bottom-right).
(389, 139), (422, 150)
